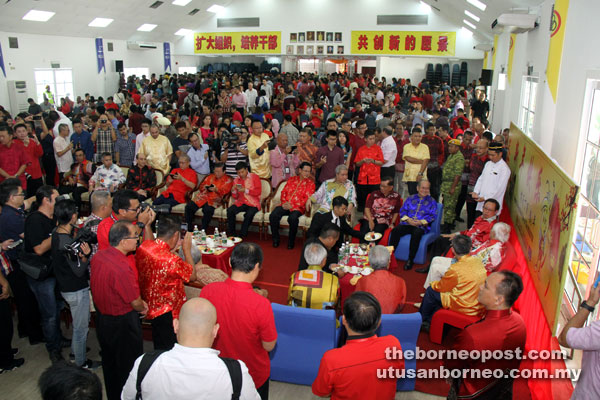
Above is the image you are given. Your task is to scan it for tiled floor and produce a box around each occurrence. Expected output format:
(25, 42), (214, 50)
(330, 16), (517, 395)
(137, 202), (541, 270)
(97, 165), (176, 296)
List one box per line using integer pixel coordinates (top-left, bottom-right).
(1, 323), (443, 400)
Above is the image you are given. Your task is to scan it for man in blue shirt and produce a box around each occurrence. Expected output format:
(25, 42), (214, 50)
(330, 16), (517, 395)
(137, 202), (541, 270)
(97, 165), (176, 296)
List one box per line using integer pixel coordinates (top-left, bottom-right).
(389, 180), (438, 270)
(70, 120), (94, 161)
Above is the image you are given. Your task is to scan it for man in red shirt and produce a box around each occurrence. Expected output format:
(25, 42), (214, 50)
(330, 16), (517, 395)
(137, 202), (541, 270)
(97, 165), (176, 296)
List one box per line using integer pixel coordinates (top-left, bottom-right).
(91, 221), (148, 400)
(14, 123), (43, 196)
(185, 163), (233, 231)
(354, 130), (384, 211)
(269, 161), (315, 249)
(312, 291), (404, 399)
(227, 161), (262, 238)
(0, 125), (27, 189)
(348, 119), (367, 181)
(104, 96), (119, 111)
(152, 154), (198, 211)
(199, 243), (277, 399)
(136, 215), (224, 350)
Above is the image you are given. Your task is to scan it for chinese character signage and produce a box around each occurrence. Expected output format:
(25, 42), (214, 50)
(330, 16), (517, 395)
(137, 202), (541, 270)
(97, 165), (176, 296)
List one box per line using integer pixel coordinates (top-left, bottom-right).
(194, 31), (281, 54)
(351, 31), (456, 56)
(164, 42), (171, 71)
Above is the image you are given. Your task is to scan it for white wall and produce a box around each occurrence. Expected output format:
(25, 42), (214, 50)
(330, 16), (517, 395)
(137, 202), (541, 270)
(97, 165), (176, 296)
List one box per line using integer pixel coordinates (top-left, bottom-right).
(378, 57), (483, 85)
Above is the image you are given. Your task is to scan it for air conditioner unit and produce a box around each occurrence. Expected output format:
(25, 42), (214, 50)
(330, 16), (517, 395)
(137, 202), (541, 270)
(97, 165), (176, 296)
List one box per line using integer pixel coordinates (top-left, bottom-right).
(492, 13), (538, 33)
(474, 43), (493, 52)
(127, 41), (158, 50)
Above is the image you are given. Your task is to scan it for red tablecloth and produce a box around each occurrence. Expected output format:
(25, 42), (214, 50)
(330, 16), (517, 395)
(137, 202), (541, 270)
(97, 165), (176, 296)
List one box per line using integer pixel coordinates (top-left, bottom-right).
(200, 245), (234, 276)
(338, 251), (398, 310)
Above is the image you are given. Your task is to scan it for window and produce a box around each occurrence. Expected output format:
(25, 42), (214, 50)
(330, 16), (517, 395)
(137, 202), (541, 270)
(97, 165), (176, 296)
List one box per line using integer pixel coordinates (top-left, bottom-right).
(123, 67), (150, 79)
(34, 68), (74, 104)
(519, 76), (538, 137)
(567, 80), (600, 323)
(178, 66), (197, 75)
(298, 59), (319, 74)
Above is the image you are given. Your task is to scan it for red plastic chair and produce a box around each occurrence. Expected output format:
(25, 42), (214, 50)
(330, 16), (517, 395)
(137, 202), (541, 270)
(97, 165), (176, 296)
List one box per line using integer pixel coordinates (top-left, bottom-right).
(429, 309), (480, 345)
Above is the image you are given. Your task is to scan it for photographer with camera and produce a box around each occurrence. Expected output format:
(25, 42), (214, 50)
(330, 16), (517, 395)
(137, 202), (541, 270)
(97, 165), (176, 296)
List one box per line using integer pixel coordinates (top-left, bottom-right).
(220, 127), (248, 178)
(52, 199), (100, 369)
(97, 189), (156, 252)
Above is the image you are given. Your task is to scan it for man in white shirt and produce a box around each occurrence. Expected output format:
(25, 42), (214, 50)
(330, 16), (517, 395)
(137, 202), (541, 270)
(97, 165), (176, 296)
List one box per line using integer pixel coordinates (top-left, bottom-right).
(472, 142), (511, 215)
(53, 123), (74, 178)
(134, 119), (152, 162)
(121, 298), (260, 400)
(379, 126), (398, 179)
(51, 110), (73, 139)
(244, 83), (258, 113)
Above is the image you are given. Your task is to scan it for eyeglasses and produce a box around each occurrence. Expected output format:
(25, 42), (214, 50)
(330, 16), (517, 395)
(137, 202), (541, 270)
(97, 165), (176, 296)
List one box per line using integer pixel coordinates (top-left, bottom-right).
(126, 206), (141, 212)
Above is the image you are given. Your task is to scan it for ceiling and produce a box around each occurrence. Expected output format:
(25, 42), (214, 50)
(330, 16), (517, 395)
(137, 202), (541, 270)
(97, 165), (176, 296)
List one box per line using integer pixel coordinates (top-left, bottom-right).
(0, 0), (232, 42)
(422, 0), (545, 41)
(0, 0), (545, 44)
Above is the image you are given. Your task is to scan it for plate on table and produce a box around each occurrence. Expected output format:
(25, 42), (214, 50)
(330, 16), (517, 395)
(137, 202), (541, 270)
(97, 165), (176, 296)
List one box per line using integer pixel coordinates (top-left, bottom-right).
(364, 232), (382, 242)
(229, 236), (242, 244)
(361, 268), (374, 276)
(200, 248), (215, 255)
(348, 266), (362, 274)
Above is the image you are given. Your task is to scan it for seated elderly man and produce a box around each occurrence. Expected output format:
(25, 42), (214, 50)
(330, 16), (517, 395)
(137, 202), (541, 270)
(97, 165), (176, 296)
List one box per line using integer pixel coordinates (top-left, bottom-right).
(89, 152), (126, 193)
(416, 198), (500, 274)
(310, 164), (357, 215)
(288, 242), (339, 310)
(153, 154), (198, 212)
(125, 153), (157, 201)
(355, 245), (406, 313)
(388, 180), (438, 270)
(185, 163), (233, 231)
(419, 235), (486, 330)
(422, 222), (511, 292)
(358, 176), (402, 244)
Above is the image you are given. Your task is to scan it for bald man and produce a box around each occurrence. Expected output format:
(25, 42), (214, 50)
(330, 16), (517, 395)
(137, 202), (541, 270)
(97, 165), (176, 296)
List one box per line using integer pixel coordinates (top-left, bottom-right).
(121, 298), (260, 400)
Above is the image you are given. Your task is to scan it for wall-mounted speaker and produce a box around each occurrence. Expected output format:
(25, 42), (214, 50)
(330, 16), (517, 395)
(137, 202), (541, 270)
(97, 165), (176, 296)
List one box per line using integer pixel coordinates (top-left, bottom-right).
(480, 69), (493, 86)
(115, 60), (124, 73)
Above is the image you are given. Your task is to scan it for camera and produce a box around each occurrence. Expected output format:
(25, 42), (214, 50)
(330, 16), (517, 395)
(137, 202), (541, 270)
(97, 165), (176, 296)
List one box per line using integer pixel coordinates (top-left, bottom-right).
(140, 201), (170, 214)
(63, 227), (98, 257)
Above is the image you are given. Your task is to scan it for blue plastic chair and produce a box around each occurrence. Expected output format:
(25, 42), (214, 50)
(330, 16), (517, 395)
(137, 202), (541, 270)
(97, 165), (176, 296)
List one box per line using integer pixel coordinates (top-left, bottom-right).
(390, 203), (443, 264)
(376, 313), (422, 391)
(270, 303), (341, 385)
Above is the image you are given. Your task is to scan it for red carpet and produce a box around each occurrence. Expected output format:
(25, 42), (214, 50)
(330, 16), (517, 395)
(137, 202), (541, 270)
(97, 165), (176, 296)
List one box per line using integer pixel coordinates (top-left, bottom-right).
(245, 231), (532, 398)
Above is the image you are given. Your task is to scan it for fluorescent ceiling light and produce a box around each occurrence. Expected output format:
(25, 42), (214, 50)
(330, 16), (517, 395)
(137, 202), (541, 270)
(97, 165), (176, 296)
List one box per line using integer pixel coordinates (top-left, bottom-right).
(463, 19), (477, 29)
(207, 4), (225, 13)
(88, 18), (114, 28)
(22, 10), (55, 22)
(175, 28), (193, 36)
(464, 10), (480, 22)
(466, 0), (486, 12)
(137, 24), (157, 32)
(419, 1), (431, 13)
(460, 27), (473, 36)
(172, 0), (192, 6)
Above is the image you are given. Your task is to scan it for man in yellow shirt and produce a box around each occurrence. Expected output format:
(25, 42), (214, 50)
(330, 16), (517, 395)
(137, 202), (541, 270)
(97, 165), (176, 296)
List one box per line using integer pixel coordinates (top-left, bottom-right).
(288, 242), (339, 310)
(139, 124), (173, 175)
(247, 119), (271, 179)
(402, 127), (430, 195)
(419, 234), (486, 331)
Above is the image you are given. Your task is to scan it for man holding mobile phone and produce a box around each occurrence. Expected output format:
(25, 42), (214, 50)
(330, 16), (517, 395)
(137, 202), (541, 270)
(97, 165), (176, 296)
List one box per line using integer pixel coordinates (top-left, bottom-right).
(185, 163), (233, 232)
(227, 162), (261, 238)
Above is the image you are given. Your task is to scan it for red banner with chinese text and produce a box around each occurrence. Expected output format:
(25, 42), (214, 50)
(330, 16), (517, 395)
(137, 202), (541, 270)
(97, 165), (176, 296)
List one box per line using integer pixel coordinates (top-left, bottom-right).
(351, 31), (456, 56)
(194, 31), (281, 54)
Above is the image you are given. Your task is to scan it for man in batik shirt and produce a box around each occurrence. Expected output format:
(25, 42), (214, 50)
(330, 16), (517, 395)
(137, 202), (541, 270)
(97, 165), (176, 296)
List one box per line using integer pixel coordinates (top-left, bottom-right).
(184, 163), (233, 231)
(227, 161), (262, 238)
(269, 162), (315, 249)
(89, 152), (126, 192)
(247, 119), (271, 179)
(311, 164), (357, 214)
(358, 176), (402, 244)
(136, 215), (227, 350)
(440, 139), (465, 233)
(294, 128), (318, 175)
(389, 180), (438, 270)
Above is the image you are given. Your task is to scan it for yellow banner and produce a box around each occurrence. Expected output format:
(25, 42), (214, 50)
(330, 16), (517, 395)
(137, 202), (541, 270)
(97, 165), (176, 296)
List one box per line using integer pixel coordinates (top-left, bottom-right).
(194, 31), (281, 54)
(547, 0), (570, 103)
(491, 34), (498, 70)
(507, 34), (517, 83)
(506, 123), (579, 335)
(350, 31), (456, 56)
(483, 51), (488, 69)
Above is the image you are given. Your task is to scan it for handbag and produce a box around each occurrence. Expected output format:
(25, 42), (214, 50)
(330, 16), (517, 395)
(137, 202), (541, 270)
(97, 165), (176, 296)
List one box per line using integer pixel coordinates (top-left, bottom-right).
(18, 252), (52, 280)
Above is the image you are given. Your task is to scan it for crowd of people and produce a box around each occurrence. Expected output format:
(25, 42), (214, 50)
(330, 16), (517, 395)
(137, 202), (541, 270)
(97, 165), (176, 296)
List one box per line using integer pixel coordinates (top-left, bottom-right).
(1, 70), (595, 400)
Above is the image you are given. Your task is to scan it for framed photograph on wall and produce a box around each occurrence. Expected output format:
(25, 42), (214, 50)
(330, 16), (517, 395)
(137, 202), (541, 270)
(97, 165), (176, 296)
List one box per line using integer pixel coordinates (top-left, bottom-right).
(306, 31), (315, 42)
(298, 32), (305, 42)
(326, 32), (333, 42)
(306, 45), (314, 55)
(335, 32), (342, 42)
(316, 31), (325, 42)
(317, 45), (324, 55)
(290, 33), (297, 43)
(327, 45), (334, 54)
(297, 45), (304, 55)
(337, 45), (344, 54)
(286, 45), (294, 55)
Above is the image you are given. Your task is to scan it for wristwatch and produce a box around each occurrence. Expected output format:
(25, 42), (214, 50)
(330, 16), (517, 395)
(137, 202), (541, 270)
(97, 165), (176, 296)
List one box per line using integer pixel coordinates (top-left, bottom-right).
(580, 301), (595, 312)
(137, 222), (146, 230)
